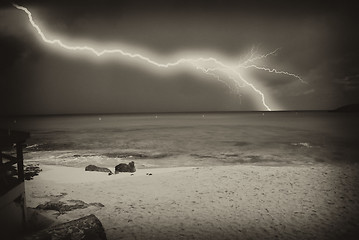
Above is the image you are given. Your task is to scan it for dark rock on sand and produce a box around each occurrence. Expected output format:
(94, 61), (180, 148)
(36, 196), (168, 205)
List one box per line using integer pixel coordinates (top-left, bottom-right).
(36, 200), (104, 214)
(89, 202), (105, 208)
(36, 200), (88, 214)
(85, 165), (113, 174)
(24, 214), (107, 240)
(24, 163), (42, 180)
(115, 161), (136, 173)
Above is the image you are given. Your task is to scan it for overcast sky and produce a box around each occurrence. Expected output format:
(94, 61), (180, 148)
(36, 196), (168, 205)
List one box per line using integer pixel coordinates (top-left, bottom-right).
(1, 0), (358, 115)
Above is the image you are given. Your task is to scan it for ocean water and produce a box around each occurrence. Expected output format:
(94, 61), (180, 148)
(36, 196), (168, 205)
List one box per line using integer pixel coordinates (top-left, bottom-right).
(2, 112), (359, 169)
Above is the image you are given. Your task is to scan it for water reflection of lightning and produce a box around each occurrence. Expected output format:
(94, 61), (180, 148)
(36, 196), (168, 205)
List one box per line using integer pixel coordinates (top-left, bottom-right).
(13, 3), (305, 111)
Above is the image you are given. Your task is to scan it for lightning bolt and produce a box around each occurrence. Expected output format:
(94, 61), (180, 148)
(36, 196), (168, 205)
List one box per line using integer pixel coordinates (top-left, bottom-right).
(238, 48), (306, 84)
(12, 3), (305, 111)
(241, 47), (280, 65)
(240, 65), (306, 84)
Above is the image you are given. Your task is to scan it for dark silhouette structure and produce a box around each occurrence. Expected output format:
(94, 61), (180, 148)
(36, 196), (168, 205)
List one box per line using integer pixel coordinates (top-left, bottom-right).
(0, 129), (30, 239)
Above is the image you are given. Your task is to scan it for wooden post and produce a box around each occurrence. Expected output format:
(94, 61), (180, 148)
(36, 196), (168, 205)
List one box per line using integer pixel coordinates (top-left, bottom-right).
(16, 143), (27, 230)
(16, 143), (24, 182)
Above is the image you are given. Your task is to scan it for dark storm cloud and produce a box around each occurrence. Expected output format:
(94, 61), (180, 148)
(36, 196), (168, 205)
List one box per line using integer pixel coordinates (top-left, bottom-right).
(1, 0), (358, 114)
(0, 34), (26, 70)
(334, 74), (359, 92)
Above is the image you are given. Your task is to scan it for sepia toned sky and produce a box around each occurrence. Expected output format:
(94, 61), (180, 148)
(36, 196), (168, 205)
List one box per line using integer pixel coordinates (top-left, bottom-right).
(0, 0), (358, 115)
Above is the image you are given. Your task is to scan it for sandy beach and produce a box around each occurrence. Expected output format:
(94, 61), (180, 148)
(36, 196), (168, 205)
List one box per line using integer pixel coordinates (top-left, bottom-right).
(25, 163), (359, 240)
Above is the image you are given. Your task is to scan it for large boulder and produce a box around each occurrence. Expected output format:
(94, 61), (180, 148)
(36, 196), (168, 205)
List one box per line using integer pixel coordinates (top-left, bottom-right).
(115, 161), (136, 174)
(85, 165), (113, 175)
(24, 214), (107, 240)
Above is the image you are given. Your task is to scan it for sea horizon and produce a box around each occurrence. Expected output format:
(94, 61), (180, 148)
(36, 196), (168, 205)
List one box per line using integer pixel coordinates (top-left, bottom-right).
(0, 108), (347, 119)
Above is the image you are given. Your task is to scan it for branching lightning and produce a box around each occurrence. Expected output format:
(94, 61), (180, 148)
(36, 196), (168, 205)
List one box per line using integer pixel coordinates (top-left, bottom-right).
(240, 47), (280, 65)
(240, 65), (307, 84)
(13, 3), (305, 111)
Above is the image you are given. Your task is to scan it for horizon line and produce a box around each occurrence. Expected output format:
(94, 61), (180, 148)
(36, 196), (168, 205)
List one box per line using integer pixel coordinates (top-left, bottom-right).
(0, 109), (343, 118)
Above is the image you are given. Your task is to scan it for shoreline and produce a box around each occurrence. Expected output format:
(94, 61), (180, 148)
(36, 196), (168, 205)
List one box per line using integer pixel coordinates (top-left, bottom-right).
(31, 164), (195, 184)
(25, 163), (359, 240)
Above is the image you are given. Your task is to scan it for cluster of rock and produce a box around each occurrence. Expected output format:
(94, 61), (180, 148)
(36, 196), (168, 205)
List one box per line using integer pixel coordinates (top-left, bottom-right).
(85, 161), (136, 175)
(24, 163), (42, 180)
